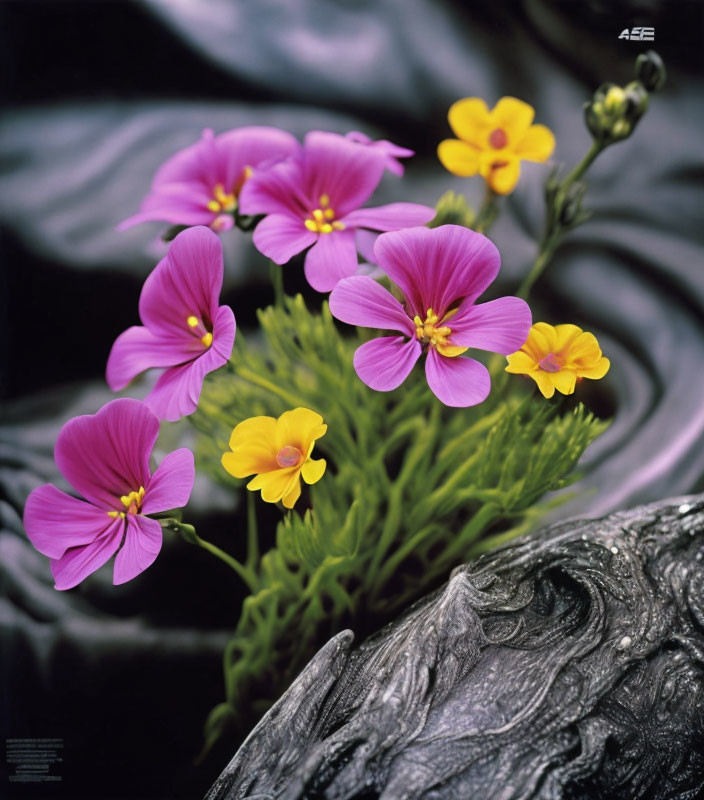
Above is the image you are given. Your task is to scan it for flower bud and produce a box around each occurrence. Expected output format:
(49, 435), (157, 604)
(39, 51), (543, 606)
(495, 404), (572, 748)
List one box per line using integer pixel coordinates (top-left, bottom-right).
(635, 50), (666, 92)
(429, 190), (475, 229)
(559, 182), (587, 228)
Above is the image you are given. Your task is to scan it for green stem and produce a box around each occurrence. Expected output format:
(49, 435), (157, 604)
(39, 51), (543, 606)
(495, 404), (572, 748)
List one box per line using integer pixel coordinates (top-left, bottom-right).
(245, 491), (259, 571)
(167, 519), (259, 593)
(269, 261), (284, 307)
(516, 235), (558, 300)
(474, 184), (500, 235)
(561, 141), (602, 189)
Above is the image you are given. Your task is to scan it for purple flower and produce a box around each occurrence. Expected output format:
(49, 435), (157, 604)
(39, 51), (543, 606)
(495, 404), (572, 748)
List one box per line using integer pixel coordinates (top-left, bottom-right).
(328, 225), (532, 407)
(106, 226), (236, 422)
(345, 131), (414, 176)
(238, 131), (435, 292)
(118, 126), (299, 233)
(23, 399), (195, 590)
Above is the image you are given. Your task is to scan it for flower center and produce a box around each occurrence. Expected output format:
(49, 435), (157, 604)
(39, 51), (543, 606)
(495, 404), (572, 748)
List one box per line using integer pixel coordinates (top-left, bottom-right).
(489, 128), (508, 149)
(304, 194), (346, 234)
(413, 308), (468, 358)
(539, 352), (563, 373)
(206, 183), (237, 214)
(107, 485), (145, 518)
(276, 445), (303, 469)
(187, 315), (213, 348)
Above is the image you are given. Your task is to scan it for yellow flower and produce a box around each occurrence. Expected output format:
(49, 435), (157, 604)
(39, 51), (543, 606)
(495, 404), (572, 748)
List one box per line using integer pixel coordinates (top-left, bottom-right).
(505, 322), (610, 399)
(437, 97), (555, 195)
(221, 407), (327, 509)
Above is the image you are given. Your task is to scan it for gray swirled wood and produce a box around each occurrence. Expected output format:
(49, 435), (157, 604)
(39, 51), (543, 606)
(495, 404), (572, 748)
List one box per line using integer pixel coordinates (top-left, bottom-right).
(206, 495), (704, 800)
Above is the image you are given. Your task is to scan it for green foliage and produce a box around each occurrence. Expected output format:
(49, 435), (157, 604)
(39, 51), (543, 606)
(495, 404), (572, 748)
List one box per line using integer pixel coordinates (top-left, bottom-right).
(191, 295), (608, 750)
(429, 190), (475, 229)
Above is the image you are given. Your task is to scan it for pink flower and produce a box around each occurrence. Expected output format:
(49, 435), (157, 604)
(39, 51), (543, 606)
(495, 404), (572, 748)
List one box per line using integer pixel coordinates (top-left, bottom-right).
(106, 226), (236, 422)
(328, 225), (532, 407)
(238, 131), (435, 292)
(118, 126), (299, 233)
(23, 399), (195, 590)
(345, 131), (414, 176)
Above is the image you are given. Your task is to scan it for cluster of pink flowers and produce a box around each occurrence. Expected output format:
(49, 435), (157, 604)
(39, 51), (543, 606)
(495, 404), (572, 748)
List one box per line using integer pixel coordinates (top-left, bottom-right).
(23, 123), (533, 590)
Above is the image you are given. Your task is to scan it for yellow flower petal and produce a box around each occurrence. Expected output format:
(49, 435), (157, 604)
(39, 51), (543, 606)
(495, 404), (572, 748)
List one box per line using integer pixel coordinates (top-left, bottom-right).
(282, 478), (302, 509)
(551, 369), (577, 395)
(247, 467), (299, 504)
(437, 139), (481, 177)
(523, 322), (557, 360)
(447, 97), (491, 144)
(229, 415), (276, 450)
(491, 97), (535, 141)
(568, 332), (603, 366)
(578, 357), (610, 380)
(505, 351), (537, 374)
(553, 324), (583, 353)
(531, 371), (556, 398)
(514, 124), (555, 162)
(486, 157), (521, 195)
(223, 416), (278, 477)
(275, 407), (326, 453)
(301, 457), (326, 486)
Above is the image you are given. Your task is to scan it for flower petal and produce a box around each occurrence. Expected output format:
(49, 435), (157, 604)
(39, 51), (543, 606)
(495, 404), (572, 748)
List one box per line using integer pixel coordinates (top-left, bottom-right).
(340, 203), (435, 232)
(425, 349), (490, 407)
(353, 336), (421, 392)
(275, 408), (326, 454)
(238, 153), (308, 217)
(112, 515), (163, 585)
(55, 398), (158, 509)
(447, 98), (491, 146)
(491, 97), (535, 141)
(118, 182), (216, 230)
(106, 326), (197, 392)
(355, 229), (379, 264)
(373, 225), (501, 319)
(209, 304), (237, 363)
(141, 448), (195, 515)
(303, 230), (359, 293)
(450, 296), (532, 354)
(523, 322), (557, 361)
(151, 129), (218, 188)
(578, 357), (611, 380)
(531, 371), (556, 398)
(223, 416), (278, 478)
(214, 126), (300, 193)
(301, 457), (326, 486)
(301, 131), (385, 217)
(50, 522), (124, 590)
(139, 226), (225, 338)
(486, 157), (521, 195)
(144, 346), (219, 422)
(247, 467), (300, 504)
(282, 478), (302, 509)
(252, 213), (317, 265)
(437, 139), (481, 177)
(346, 131), (414, 175)
(24, 484), (115, 559)
(329, 276), (415, 336)
(551, 369), (577, 395)
(514, 124), (555, 163)
(505, 351), (538, 374)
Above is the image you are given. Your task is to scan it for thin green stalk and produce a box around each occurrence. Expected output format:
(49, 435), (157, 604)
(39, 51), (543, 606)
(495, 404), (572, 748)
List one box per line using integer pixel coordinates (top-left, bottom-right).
(474, 184), (500, 234)
(269, 261), (284, 307)
(193, 532), (259, 593)
(245, 491), (259, 571)
(562, 141), (602, 188)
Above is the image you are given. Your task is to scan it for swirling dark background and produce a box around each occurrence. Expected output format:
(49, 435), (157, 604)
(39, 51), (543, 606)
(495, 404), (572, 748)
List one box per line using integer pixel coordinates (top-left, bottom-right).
(1, 1), (703, 798)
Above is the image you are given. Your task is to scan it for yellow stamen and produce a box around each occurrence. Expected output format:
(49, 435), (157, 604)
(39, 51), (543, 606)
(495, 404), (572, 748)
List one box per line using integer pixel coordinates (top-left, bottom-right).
(120, 486), (145, 514)
(187, 316), (199, 328)
(201, 332), (213, 347)
(206, 182), (237, 214)
(414, 307), (468, 357)
(206, 200), (221, 213)
(305, 197), (345, 233)
(107, 510), (125, 519)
